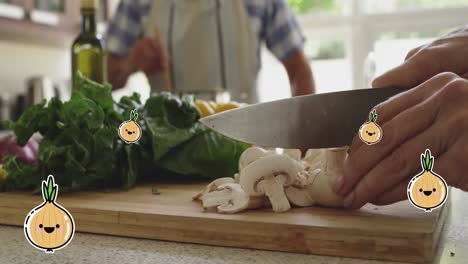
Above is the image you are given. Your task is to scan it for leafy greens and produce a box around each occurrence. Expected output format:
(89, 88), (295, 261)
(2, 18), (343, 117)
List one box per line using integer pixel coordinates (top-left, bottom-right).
(2, 72), (248, 192)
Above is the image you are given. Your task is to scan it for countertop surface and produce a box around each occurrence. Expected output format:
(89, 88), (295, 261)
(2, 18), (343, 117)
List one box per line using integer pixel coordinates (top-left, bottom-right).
(1, 189), (467, 264)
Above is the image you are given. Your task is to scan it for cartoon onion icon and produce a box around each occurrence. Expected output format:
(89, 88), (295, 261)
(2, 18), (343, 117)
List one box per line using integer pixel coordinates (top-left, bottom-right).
(359, 109), (383, 145)
(24, 175), (75, 253)
(407, 149), (448, 212)
(118, 109), (142, 144)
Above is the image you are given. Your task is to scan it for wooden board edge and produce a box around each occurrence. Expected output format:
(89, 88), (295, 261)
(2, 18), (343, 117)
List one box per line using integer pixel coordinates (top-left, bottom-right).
(424, 192), (451, 262)
(0, 210), (429, 262)
(0, 205), (442, 263)
(0, 194), (449, 264)
(71, 219), (428, 263)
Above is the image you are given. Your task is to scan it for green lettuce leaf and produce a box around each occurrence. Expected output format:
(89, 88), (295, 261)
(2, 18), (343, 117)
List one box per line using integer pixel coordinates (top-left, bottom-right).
(141, 93), (248, 179)
(158, 126), (248, 179)
(2, 72), (247, 192)
(142, 92), (201, 160)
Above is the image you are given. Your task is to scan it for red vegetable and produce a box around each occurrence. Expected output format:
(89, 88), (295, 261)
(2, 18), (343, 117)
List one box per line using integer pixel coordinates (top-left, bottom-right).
(0, 135), (38, 165)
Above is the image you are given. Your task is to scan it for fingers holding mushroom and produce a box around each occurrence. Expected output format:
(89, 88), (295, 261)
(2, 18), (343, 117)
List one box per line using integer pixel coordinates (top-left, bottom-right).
(302, 147), (348, 207)
(195, 146), (350, 214)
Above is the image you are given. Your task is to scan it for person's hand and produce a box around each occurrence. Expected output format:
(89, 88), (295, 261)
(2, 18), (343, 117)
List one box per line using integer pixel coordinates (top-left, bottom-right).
(372, 25), (468, 89)
(128, 37), (169, 76)
(333, 72), (468, 209)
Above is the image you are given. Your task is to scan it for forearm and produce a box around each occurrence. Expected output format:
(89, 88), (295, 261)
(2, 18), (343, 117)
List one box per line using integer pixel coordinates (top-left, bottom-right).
(283, 51), (315, 96)
(288, 65), (315, 96)
(108, 54), (136, 90)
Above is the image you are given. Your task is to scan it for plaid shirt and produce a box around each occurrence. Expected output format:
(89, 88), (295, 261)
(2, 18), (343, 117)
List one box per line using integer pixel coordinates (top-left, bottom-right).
(107, 0), (305, 63)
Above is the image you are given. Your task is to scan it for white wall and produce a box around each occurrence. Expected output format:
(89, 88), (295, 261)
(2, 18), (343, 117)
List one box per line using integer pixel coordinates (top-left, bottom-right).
(0, 40), (70, 96)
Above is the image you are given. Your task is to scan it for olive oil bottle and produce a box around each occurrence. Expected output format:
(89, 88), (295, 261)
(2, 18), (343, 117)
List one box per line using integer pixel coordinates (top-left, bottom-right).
(71, 0), (107, 90)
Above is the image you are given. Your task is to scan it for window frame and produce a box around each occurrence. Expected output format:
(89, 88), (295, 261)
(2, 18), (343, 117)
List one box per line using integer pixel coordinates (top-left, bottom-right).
(295, 0), (468, 90)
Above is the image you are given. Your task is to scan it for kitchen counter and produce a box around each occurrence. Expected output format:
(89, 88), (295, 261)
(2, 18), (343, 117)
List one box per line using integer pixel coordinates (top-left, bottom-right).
(1, 189), (467, 264)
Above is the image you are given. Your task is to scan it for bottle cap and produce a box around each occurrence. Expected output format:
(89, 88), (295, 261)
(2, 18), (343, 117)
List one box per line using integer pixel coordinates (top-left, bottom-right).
(80, 0), (98, 9)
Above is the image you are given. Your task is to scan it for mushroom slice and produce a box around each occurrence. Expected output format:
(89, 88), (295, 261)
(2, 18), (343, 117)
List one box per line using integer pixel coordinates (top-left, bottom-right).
(240, 154), (304, 196)
(283, 149), (302, 161)
(305, 171), (343, 207)
(285, 187), (315, 207)
(285, 169), (321, 207)
(233, 173), (240, 183)
(304, 147), (348, 207)
(201, 183), (270, 214)
(200, 183), (251, 214)
(257, 174), (291, 212)
(303, 149), (324, 166)
(324, 147), (348, 172)
(192, 177), (235, 201)
(240, 154), (306, 212)
(239, 147), (269, 171)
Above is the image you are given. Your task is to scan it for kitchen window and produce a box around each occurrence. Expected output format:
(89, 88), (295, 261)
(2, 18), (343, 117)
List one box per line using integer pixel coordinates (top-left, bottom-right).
(257, 0), (468, 102)
(0, 0), (24, 20)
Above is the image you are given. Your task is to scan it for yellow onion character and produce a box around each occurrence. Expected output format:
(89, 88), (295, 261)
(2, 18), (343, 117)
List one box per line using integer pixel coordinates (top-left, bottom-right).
(407, 149), (448, 212)
(359, 109), (382, 145)
(118, 109), (142, 144)
(24, 175), (75, 253)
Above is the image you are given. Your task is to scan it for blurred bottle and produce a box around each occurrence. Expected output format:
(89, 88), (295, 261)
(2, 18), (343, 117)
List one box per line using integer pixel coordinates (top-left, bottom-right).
(71, 0), (107, 90)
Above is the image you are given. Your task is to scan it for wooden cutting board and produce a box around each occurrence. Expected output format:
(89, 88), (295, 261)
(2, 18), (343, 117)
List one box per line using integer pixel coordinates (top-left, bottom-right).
(0, 183), (449, 263)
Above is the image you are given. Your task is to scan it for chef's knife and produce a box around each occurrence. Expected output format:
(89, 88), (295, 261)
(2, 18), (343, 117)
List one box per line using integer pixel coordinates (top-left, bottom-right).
(200, 87), (406, 149)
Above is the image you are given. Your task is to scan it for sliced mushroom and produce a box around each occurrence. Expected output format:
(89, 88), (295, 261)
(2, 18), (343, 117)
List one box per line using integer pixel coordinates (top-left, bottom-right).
(239, 147), (271, 171)
(192, 177), (235, 201)
(200, 183), (249, 213)
(233, 173), (240, 183)
(256, 174), (291, 212)
(283, 149), (301, 161)
(284, 187), (315, 207)
(240, 154), (305, 195)
(303, 149), (324, 166)
(303, 147), (348, 207)
(200, 183), (265, 213)
(240, 154), (306, 212)
(324, 147), (348, 172)
(285, 169), (321, 207)
(195, 147), (350, 214)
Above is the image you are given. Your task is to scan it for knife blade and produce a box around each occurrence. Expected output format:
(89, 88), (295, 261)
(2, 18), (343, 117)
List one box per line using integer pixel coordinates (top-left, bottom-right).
(200, 87), (406, 149)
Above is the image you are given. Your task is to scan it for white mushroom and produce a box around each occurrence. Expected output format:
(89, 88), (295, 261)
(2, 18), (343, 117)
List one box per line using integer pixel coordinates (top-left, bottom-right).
(240, 154), (305, 212)
(305, 147), (347, 207)
(257, 174), (291, 212)
(284, 187), (315, 207)
(194, 146), (349, 214)
(303, 149), (324, 165)
(240, 154), (305, 194)
(192, 177), (235, 200)
(283, 149), (301, 161)
(284, 169), (321, 207)
(200, 183), (267, 213)
(233, 173), (240, 183)
(238, 146), (275, 171)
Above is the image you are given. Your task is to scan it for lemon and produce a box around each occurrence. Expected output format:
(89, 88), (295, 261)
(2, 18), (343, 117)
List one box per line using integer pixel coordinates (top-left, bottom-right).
(208, 101), (218, 110)
(215, 102), (241, 113)
(196, 100), (216, 117)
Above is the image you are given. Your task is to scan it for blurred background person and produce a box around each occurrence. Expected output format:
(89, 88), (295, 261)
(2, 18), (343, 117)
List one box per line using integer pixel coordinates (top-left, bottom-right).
(106, 0), (315, 103)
